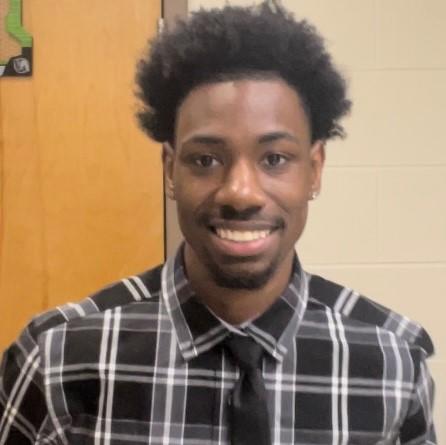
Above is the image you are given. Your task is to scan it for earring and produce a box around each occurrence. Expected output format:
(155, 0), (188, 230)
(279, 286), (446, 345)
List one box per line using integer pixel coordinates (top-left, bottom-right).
(310, 190), (318, 200)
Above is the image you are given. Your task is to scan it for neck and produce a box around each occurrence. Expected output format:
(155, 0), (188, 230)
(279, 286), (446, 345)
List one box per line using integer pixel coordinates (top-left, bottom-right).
(183, 246), (294, 325)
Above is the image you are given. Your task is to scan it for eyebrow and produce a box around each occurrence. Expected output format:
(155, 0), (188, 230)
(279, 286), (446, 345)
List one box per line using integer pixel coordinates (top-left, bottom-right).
(258, 131), (300, 145)
(182, 131), (300, 147)
(181, 135), (225, 146)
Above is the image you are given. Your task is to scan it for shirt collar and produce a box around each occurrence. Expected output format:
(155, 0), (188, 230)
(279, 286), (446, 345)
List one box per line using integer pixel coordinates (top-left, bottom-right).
(161, 244), (308, 363)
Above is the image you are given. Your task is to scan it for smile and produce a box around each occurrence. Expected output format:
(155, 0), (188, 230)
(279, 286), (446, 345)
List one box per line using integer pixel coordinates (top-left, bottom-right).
(215, 228), (272, 242)
(208, 225), (277, 257)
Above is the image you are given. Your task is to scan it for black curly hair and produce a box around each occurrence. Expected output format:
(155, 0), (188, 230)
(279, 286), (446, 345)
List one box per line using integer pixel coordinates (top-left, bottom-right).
(136, 0), (351, 144)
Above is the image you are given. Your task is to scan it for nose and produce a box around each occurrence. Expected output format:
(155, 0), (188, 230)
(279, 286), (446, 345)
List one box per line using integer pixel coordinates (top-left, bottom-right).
(214, 158), (266, 211)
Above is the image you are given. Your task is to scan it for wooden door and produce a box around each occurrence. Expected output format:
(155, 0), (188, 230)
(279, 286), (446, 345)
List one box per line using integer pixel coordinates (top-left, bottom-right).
(0, 0), (163, 351)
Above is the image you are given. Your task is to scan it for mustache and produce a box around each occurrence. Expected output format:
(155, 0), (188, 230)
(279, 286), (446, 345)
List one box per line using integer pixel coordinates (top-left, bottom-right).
(198, 205), (285, 228)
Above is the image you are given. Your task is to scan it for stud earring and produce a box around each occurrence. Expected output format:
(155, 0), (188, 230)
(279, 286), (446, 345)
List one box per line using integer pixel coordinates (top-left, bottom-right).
(310, 190), (318, 200)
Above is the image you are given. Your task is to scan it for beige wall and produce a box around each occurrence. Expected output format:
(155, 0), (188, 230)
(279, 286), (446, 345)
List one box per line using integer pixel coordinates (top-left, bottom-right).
(184, 0), (446, 440)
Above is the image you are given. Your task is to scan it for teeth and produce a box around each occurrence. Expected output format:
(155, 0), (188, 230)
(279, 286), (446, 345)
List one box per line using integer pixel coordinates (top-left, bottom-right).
(215, 228), (271, 242)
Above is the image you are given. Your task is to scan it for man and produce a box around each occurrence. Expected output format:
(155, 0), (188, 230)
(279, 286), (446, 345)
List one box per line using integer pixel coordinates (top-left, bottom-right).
(0, 1), (436, 444)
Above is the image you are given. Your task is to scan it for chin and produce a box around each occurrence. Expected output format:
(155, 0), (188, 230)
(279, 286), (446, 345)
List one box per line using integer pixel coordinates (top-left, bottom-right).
(208, 260), (277, 290)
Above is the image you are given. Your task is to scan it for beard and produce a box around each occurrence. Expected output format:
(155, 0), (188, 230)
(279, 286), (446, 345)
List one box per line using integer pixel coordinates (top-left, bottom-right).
(184, 206), (287, 289)
(203, 253), (280, 290)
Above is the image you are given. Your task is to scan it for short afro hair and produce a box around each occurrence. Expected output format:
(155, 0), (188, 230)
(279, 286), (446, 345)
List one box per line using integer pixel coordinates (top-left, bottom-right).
(136, 0), (351, 144)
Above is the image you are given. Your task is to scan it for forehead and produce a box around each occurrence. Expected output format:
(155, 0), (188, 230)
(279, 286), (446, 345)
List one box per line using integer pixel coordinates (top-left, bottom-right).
(175, 78), (312, 146)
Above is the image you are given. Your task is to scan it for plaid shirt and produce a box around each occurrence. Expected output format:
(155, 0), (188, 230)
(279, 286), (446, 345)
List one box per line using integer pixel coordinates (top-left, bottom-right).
(0, 248), (436, 444)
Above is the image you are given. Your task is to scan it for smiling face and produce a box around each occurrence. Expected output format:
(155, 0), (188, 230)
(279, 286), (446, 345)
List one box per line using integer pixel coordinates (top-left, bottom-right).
(164, 78), (324, 290)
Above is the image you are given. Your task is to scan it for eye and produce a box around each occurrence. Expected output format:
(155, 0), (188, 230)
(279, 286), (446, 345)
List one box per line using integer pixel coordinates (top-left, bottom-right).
(193, 154), (220, 168)
(262, 153), (288, 168)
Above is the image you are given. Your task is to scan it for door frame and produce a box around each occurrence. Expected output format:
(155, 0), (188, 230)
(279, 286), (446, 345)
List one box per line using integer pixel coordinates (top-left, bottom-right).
(163, 0), (188, 258)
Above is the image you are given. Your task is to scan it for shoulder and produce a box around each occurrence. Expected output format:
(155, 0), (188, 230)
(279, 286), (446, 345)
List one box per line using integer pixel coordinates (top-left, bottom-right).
(306, 272), (435, 357)
(1, 265), (164, 402)
(20, 264), (164, 346)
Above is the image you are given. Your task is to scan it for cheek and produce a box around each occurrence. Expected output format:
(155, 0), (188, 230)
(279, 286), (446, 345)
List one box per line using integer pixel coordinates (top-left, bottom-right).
(174, 170), (220, 207)
(285, 204), (309, 246)
(265, 179), (309, 215)
(174, 181), (214, 225)
(267, 184), (309, 236)
(287, 202), (308, 231)
(263, 166), (312, 198)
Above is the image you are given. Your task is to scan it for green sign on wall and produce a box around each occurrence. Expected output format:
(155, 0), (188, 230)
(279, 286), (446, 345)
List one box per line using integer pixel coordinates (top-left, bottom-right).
(0, 0), (33, 76)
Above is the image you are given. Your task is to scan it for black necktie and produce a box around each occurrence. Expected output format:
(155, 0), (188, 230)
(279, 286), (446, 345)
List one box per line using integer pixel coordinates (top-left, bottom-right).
(224, 335), (271, 445)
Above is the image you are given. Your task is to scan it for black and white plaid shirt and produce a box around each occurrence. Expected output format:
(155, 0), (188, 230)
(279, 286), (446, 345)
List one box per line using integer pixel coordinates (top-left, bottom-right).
(0, 247), (436, 444)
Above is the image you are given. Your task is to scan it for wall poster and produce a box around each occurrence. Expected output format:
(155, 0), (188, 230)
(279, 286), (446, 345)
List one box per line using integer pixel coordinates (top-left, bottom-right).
(0, 0), (32, 76)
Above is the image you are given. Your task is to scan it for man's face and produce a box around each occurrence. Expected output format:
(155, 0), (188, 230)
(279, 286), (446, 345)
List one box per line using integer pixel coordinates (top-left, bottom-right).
(164, 78), (324, 289)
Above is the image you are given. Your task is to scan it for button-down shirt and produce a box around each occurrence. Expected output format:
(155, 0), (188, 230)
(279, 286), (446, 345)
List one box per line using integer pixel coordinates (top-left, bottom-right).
(0, 248), (436, 444)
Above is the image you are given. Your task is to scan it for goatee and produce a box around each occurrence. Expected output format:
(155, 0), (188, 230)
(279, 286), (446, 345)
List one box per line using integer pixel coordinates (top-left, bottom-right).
(206, 258), (278, 290)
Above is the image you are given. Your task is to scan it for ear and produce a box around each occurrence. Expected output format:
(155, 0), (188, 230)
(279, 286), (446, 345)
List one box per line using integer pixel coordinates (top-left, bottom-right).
(309, 140), (325, 198)
(163, 142), (176, 200)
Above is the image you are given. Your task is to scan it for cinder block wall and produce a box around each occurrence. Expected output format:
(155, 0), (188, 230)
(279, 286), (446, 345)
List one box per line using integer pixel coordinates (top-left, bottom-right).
(189, 0), (445, 440)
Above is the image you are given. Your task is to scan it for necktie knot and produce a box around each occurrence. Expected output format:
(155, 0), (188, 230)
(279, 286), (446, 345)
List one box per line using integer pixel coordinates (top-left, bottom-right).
(224, 335), (263, 372)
